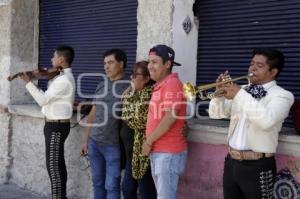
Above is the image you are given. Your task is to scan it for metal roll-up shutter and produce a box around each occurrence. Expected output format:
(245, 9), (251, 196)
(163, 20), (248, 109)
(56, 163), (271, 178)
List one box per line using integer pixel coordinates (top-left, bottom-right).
(39, 0), (137, 99)
(194, 0), (300, 126)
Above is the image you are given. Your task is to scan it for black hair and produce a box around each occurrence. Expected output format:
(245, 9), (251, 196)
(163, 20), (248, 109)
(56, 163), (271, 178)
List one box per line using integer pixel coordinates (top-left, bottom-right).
(55, 45), (75, 65)
(103, 49), (127, 68)
(163, 60), (174, 72)
(148, 47), (174, 71)
(251, 48), (284, 78)
(133, 61), (155, 87)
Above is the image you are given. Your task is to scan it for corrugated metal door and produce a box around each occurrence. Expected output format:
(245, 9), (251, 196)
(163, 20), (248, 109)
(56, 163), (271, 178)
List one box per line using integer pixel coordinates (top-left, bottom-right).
(194, 0), (300, 126)
(39, 0), (137, 99)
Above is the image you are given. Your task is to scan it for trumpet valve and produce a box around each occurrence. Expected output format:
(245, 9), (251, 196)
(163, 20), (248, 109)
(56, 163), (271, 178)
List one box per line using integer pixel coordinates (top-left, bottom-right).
(183, 82), (196, 101)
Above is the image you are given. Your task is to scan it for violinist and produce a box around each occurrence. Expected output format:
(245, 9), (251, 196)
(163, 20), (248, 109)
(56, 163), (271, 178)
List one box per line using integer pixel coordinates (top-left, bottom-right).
(7, 66), (62, 82)
(19, 45), (75, 199)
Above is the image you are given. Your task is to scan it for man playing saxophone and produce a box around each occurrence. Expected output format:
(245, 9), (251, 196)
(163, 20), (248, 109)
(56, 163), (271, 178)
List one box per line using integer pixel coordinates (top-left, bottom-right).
(208, 48), (294, 199)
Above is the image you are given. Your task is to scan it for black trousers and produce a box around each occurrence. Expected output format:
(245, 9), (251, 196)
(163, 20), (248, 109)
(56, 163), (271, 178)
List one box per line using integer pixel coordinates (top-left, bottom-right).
(44, 122), (70, 199)
(122, 159), (157, 199)
(223, 154), (276, 199)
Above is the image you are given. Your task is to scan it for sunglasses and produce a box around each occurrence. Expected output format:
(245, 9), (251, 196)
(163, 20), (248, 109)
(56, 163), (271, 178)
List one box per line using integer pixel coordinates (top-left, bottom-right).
(132, 72), (145, 79)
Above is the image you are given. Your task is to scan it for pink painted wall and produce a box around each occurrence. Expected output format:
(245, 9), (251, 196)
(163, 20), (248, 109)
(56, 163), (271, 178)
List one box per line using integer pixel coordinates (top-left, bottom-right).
(177, 142), (300, 199)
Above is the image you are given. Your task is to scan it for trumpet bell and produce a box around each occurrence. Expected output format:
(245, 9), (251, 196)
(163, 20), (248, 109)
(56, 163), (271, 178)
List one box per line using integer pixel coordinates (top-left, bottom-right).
(182, 73), (252, 101)
(183, 82), (196, 101)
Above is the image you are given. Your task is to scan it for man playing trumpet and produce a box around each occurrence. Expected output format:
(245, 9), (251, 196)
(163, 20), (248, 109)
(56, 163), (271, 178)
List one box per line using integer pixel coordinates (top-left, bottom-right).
(209, 48), (294, 199)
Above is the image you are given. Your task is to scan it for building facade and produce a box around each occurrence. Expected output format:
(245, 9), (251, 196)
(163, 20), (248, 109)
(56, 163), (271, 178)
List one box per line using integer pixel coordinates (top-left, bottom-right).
(0, 0), (299, 198)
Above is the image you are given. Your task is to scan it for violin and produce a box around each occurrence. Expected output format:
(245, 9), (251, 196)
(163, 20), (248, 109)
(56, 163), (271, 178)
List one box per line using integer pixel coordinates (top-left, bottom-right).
(7, 66), (63, 82)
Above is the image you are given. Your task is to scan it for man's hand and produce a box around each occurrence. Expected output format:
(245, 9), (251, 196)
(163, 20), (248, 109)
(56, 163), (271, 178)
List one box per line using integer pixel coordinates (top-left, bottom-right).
(216, 71), (230, 90)
(222, 83), (241, 99)
(142, 139), (152, 156)
(19, 72), (31, 83)
(80, 141), (88, 156)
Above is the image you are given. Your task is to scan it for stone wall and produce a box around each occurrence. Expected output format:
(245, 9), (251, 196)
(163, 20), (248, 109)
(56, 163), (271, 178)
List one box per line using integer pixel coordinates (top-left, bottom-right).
(0, 0), (12, 106)
(0, 0), (12, 185)
(10, 0), (39, 105)
(0, 0), (39, 186)
(136, 0), (173, 61)
(9, 110), (92, 198)
(0, 0), (39, 105)
(0, 111), (12, 184)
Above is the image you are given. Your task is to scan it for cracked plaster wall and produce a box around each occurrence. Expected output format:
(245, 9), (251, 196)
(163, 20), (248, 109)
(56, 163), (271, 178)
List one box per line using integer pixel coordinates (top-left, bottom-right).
(136, 0), (173, 61)
(10, 115), (92, 198)
(0, 0), (12, 185)
(0, 0), (39, 186)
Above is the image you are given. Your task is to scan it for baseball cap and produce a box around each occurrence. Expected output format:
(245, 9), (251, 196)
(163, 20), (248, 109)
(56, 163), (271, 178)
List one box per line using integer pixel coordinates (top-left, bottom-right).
(149, 44), (181, 66)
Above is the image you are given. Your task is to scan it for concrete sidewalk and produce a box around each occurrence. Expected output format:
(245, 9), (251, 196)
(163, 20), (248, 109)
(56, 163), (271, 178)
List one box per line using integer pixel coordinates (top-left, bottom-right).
(0, 184), (44, 199)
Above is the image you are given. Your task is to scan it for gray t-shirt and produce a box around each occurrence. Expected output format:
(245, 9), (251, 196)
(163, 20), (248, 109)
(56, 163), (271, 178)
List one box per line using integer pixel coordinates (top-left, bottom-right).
(89, 76), (129, 146)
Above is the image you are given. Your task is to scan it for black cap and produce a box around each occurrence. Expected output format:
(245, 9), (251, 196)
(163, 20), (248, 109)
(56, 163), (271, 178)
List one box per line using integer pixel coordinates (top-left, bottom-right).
(149, 44), (181, 66)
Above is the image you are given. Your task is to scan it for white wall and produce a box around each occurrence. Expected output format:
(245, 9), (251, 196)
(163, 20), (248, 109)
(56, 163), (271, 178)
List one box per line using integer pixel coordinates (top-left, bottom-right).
(172, 0), (198, 86)
(172, 0), (198, 116)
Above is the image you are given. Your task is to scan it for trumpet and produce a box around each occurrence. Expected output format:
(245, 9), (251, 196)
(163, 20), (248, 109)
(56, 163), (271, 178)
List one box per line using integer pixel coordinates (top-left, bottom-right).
(183, 73), (253, 101)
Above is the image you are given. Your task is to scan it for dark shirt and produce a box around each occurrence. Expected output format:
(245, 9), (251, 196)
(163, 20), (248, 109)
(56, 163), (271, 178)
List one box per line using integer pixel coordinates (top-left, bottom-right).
(120, 122), (134, 160)
(89, 76), (129, 146)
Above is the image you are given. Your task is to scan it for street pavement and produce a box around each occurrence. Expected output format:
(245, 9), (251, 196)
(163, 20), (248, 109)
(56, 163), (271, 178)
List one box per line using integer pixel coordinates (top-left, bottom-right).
(0, 184), (44, 199)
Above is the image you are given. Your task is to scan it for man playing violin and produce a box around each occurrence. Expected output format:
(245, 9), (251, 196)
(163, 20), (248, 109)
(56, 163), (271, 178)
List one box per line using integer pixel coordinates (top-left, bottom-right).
(209, 48), (294, 199)
(19, 45), (75, 199)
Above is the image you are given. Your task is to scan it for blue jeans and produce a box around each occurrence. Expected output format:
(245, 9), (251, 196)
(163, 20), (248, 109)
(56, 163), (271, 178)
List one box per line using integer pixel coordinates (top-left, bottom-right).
(122, 160), (157, 199)
(150, 151), (187, 199)
(88, 138), (121, 199)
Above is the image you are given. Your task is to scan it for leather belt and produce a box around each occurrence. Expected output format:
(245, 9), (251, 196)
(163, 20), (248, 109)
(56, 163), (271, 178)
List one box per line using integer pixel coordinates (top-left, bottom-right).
(45, 118), (70, 123)
(229, 148), (274, 161)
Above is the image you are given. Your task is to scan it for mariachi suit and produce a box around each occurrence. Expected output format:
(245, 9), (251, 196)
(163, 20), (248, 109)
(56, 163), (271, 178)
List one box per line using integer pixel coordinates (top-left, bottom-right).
(26, 68), (75, 199)
(209, 80), (294, 199)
